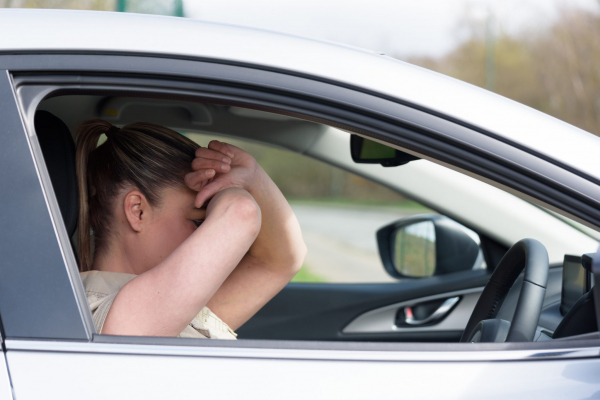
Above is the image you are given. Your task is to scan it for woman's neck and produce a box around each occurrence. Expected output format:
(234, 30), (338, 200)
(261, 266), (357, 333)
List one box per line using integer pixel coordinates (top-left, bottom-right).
(91, 245), (140, 275)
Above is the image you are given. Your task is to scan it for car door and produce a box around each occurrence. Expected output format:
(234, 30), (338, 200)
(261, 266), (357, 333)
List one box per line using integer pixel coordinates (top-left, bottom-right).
(2, 48), (600, 399)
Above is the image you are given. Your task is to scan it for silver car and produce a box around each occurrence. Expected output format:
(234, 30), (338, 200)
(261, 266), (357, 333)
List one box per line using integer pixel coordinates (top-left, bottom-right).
(0, 8), (600, 400)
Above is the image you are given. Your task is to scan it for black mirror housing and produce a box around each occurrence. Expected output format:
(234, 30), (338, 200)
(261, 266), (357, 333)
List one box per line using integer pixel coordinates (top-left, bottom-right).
(350, 135), (419, 167)
(377, 214), (481, 279)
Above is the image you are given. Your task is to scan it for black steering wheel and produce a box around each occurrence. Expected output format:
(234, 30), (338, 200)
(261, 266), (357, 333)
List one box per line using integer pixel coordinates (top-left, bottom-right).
(460, 239), (549, 343)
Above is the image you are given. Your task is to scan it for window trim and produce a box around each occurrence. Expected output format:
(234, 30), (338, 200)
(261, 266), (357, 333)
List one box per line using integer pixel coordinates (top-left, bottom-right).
(4, 334), (600, 362)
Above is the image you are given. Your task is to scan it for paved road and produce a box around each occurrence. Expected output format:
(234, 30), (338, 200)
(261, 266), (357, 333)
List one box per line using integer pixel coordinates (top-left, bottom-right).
(290, 203), (425, 283)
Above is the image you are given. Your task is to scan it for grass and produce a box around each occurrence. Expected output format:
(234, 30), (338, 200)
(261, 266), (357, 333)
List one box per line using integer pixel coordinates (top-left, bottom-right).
(291, 264), (327, 283)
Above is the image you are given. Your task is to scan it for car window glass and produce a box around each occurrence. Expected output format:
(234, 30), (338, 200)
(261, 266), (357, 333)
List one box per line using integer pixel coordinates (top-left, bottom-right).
(185, 132), (457, 283)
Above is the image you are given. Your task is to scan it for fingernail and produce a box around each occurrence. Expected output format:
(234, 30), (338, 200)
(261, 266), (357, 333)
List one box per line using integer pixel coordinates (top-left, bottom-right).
(223, 157), (231, 164)
(227, 151), (234, 158)
(221, 164), (230, 172)
(207, 169), (215, 177)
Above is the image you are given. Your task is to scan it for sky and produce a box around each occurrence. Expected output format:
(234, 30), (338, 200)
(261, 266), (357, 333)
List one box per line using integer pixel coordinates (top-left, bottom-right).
(184, 0), (599, 59)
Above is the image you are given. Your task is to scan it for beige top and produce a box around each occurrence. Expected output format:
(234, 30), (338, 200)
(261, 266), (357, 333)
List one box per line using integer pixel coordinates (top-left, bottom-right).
(80, 270), (237, 340)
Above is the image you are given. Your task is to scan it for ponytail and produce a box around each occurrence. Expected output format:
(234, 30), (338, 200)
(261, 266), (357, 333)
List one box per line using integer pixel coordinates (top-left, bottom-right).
(74, 119), (199, 272)
(75, 120), (114, 272)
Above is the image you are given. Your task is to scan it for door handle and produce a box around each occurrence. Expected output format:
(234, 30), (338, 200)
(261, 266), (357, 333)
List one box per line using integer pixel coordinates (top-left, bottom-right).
(404, 297), (460, 326)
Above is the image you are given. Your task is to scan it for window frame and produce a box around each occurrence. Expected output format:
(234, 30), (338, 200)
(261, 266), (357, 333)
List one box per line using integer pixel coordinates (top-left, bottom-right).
(3, 53), (600, 359)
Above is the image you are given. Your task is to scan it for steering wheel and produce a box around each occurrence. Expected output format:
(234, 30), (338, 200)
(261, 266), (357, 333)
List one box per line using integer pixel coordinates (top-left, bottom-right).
(460, 239), (549, 343)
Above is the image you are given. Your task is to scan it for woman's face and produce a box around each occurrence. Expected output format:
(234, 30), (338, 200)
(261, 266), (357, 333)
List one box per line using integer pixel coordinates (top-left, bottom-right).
(132, 186), (206, 274)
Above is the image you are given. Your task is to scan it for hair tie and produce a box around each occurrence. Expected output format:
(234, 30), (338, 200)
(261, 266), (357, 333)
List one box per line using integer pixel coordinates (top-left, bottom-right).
(105, 126), (120, 139)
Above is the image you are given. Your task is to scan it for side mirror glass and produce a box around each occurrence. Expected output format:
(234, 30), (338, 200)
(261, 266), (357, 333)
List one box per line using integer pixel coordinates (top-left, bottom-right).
(377, 214), (484, 279)
(393, 221), (437, 278)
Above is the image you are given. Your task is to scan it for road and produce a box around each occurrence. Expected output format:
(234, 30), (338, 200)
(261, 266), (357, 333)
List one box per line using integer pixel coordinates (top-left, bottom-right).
(290, 203), (426, 283)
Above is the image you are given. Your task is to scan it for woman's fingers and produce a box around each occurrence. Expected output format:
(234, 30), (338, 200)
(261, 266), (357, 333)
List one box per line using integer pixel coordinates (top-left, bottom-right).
(184, 169), (216, 192)
(208, 140), (235, 158)
(191, 157), (231, 172)
(194, 147), (232, 164)
(195, 181), (227, 208)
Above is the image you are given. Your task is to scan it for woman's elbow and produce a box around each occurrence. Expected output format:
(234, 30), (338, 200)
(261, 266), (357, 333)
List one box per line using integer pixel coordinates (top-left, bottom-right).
(290, 240), (307, 273)
(228, 193), (262, 239)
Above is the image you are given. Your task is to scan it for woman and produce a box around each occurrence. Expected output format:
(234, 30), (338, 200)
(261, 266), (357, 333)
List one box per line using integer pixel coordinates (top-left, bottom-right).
(76, 120), (306, 339)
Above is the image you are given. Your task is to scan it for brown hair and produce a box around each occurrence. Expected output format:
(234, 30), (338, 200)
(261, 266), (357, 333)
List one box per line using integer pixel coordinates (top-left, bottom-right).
(75, 120), (199, 272)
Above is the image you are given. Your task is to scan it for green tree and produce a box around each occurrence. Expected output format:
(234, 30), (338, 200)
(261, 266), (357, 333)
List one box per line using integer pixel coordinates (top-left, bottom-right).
(406, 7), (600, 137)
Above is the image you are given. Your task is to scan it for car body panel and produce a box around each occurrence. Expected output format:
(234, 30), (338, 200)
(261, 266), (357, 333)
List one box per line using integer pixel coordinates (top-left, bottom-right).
(0, 351), (13, 400)
(0, 9), (599, 181)
(0, 10), (599, 398)
(6, 339), (600, 400)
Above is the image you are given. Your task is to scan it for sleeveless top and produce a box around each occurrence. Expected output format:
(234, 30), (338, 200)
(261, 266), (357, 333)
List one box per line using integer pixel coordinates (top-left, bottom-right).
(79, 270), (237, 340)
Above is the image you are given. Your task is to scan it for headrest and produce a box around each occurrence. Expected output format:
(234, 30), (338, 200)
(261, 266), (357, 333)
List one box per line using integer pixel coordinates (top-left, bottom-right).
(35, 110), (79, 237)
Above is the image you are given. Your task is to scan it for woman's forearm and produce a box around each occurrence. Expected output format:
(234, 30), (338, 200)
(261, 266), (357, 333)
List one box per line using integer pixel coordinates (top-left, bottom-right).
(205, 178), (305, 329)
(245, 165), (306, 273)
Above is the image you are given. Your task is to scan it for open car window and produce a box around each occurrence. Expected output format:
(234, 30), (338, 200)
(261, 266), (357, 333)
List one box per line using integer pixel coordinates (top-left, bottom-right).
(4, 63), (598, 354)
(31, 92), (599, 343)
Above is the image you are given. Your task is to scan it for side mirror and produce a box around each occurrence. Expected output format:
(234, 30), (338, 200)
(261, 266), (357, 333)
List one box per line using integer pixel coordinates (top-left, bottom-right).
(377, 214), (483, 279)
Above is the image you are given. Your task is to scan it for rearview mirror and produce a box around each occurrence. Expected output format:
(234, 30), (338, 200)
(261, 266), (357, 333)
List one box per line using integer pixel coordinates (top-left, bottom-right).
(350, 135), (419, 167)
(377, 214), (484, 279)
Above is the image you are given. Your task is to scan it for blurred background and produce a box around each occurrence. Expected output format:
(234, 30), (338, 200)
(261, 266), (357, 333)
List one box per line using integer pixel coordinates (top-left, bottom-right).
(2, 0), (598, 137)
(6, 0), (598, 282)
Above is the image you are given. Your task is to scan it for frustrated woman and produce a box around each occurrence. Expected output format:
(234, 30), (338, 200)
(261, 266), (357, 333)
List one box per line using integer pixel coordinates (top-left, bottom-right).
(76, 121), (306, 339)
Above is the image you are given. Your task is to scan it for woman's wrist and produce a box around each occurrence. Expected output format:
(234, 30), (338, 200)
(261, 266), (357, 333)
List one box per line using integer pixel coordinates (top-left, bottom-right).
(243, 163), (268, 196)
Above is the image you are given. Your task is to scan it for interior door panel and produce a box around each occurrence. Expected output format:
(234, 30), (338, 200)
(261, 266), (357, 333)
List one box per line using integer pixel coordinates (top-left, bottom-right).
(237, 269), (491, 341)
(239, 266), (565, 342)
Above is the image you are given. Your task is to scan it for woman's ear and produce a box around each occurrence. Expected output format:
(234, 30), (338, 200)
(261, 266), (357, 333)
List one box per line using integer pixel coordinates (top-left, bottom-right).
(123, 190), (148, 233)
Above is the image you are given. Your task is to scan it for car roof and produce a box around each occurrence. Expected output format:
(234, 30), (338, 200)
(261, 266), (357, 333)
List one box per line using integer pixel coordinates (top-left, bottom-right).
(1, 8), (599, 180)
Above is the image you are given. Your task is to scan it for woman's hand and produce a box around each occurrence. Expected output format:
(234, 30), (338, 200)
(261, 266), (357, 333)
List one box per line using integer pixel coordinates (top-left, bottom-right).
(184, 140), (260, 208)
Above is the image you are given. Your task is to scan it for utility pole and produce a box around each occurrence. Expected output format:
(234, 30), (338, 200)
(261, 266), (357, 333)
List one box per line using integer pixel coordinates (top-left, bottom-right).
(174, 0), (184, 17)
(116, 0), (184, 17)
